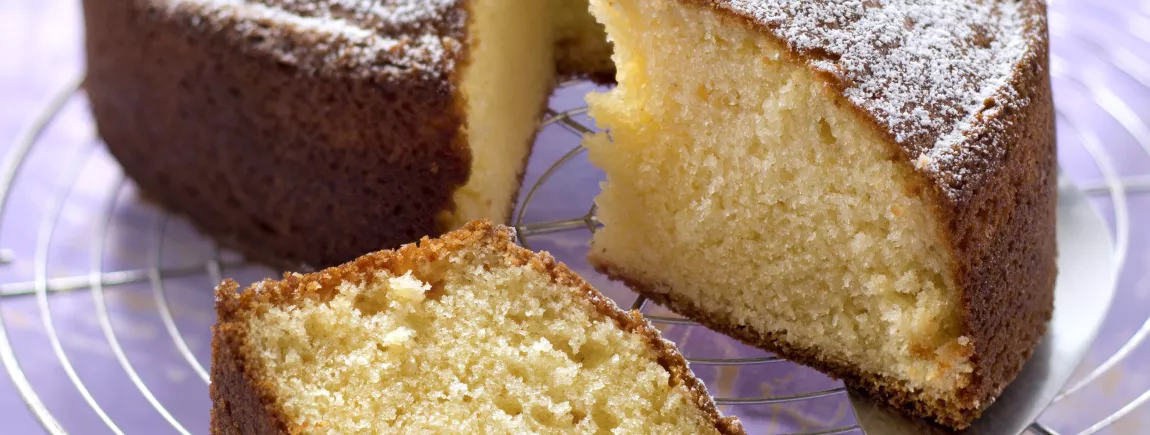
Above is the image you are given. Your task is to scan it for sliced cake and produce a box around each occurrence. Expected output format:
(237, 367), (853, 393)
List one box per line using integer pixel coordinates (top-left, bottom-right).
(82, 0), (611, 269)
(584, 0), (1056, 429)
(210, 220), (743, 434)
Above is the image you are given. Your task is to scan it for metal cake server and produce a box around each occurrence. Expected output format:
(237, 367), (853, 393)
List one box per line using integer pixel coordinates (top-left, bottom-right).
(850, 174), (1119, 435)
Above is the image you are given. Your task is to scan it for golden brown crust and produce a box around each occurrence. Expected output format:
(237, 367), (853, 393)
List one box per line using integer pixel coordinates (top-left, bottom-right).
(211, 220), (743, 434)
(933, 4), (1058, 427)
(84, 0), (471, 270)
(82, 0), (614, 270)
(211, 283), (294, 435)
(872, 0), (1057, 427)
(591, 1), (1056, 428)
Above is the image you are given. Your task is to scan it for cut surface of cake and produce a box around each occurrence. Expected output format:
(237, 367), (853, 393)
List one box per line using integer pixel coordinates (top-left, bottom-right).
(584, 0), (1056, 429)
(83, 0), (611, 269)
(210, 220), (743, 434)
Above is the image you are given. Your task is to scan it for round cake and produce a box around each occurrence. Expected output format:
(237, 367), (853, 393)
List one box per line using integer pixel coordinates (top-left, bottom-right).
(87, 0), (1058, 430)
(82, 0), (612, 269)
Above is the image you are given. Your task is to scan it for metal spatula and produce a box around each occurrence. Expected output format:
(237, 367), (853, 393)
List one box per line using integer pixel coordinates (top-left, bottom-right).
(850, 175), (1119, 435)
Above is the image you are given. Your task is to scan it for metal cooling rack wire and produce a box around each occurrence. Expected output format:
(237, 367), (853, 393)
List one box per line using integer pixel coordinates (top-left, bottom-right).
(32, 135), (121, 434)
(0, 76), (252, 435)
(150, 215), (211, 384)
(1051, 0), (1150, 402)
(0, 73), (82, 434)
(90, 174), (192, 434)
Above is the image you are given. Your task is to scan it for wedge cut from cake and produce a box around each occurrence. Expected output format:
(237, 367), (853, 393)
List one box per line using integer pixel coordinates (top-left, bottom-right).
(83, 0), (611, 269)
(210, 221), (743, 434)
(584, 0), (1056, 429)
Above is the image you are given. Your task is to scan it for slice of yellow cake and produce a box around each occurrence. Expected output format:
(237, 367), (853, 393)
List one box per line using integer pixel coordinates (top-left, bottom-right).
(210, 221), (743, 434)
(584, 0), (1056, 429)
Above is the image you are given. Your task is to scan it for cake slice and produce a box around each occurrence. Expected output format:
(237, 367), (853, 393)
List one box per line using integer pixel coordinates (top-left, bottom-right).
(584, 0), (1056, 429)
(210, 221), (743, 434)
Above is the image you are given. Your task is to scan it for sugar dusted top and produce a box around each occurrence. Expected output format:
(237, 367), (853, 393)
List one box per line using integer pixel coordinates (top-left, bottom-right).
(167, 0), (466, 78)
(168, 0), (1045, 200)
(710, 0), (1042, 199)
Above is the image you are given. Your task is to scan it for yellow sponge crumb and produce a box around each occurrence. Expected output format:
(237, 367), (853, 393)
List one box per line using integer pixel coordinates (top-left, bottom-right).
(584, 0), (973, 407)
(228, 223), (736, 434)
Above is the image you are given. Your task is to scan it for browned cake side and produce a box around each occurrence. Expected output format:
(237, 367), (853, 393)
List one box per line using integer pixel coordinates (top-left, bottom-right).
(920, 4), (1058, 425)
(83, 0), (475, 270)
(691, 0), (1058, 427)
(588, 0), (1056, 429)
(210, 221), (745, 434)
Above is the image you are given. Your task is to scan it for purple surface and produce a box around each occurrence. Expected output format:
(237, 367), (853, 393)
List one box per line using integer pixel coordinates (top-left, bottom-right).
(1, 1), (1148, 434)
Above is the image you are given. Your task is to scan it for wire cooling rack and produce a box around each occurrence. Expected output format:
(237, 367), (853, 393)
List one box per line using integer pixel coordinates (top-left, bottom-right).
(1, 0), (1149, 434)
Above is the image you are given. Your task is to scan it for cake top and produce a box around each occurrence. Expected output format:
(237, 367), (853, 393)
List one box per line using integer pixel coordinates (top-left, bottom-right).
(708, 0), (1043, 200)
(168, 0), (466, 78)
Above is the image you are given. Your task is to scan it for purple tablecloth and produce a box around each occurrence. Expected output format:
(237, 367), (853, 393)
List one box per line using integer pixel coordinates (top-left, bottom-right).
(1, 1), (1148, 434)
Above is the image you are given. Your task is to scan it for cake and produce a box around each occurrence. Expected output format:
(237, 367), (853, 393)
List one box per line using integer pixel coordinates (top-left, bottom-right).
(82, 0), (612, 269)
(584, 0), (1056, 429)
(210, 220), (743, 434)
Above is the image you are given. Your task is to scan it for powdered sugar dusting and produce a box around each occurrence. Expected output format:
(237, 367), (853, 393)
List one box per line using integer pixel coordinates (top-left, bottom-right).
(716, 0), (1034, 197)
(168, 0), (464, 75)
